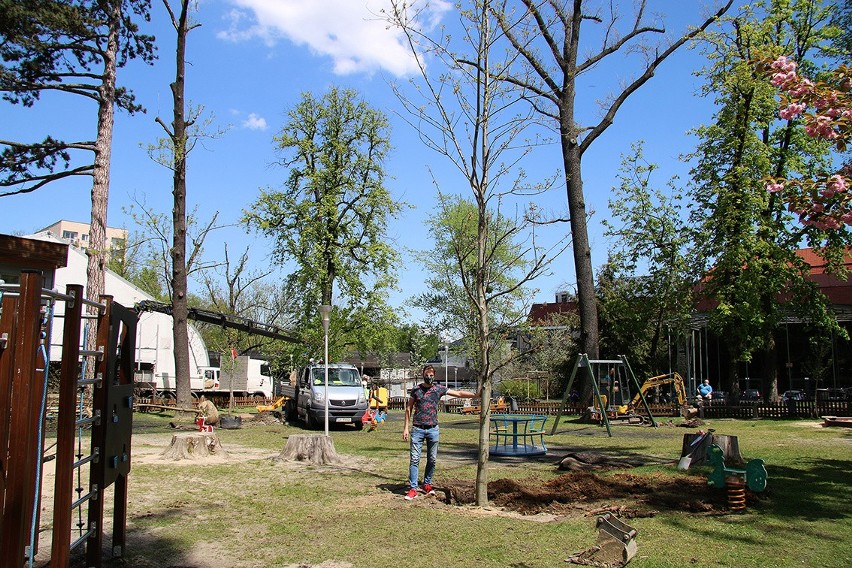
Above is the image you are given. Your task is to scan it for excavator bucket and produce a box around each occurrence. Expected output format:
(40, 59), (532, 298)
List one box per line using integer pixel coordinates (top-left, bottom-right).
(594, 513), (638, 565)
(568, 513), (638, 566)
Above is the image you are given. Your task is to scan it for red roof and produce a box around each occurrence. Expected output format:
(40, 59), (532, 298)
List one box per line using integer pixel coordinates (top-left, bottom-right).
(528, 300), (578, 323)
(695, 247), (852, 310)
(531, 248), (852, 320)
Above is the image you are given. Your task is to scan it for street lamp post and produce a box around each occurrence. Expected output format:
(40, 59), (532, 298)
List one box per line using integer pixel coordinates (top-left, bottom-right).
(320, 304), (332, 437)
(443, 345), (449, 388)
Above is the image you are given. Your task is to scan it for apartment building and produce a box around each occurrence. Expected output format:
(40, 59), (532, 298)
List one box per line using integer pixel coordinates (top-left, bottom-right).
(36, 220), (127, 257)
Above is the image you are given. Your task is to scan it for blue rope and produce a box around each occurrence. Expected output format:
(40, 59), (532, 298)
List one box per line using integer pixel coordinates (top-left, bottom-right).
(29, 303), (53, 568)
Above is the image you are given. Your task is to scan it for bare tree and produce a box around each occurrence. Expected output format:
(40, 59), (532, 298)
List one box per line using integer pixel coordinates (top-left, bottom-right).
(388, 0), (569, 505)
(492, 0), (734, 358)
(198, 244), (293, 357)
(148, 0), (230, 407)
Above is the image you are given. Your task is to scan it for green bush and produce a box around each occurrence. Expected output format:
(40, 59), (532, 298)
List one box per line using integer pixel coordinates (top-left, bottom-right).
(498, 378), (541, 401)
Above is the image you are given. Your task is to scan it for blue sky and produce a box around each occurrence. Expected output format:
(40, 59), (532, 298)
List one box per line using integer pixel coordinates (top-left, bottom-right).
(0, 0), (739, 323)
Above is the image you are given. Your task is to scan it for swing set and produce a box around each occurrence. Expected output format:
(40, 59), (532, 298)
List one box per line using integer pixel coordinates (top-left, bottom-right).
(550, 354), (658, 437)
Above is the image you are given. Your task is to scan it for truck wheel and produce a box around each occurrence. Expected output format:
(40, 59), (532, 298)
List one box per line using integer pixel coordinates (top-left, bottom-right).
(284, 401), (297, 423)
(306, 412), (319, 429)
(354, 420), (364, 431)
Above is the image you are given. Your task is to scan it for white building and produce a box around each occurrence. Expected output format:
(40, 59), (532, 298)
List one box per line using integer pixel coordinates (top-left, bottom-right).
(37, 220), (128, 257)
(21, 231), (210, 391)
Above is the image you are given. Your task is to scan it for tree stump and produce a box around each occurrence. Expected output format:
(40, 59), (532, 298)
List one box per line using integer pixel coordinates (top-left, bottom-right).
(275, 434), (341, 465)
(680, 433), (742, 467)
(162, 432), (228, 461)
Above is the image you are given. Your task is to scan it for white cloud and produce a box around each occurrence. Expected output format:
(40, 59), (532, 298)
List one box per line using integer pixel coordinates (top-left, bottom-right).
(218, 0), (451, 77)
(242, 112), (268, 130)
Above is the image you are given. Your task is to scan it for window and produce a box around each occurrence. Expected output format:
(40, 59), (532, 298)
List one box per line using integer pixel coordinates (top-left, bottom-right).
(62, 230), (78, 240)
(81, 234), (88, 241)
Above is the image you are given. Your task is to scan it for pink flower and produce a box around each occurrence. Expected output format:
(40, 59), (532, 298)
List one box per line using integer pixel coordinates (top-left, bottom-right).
(786, 78), (814, 98)
(812, 203), (825, 213)
(771, 71), (797, 87)
(765, 182), (785, 193)
(842, 212), (852, 225)
(770, 56), (797, 73)
(779, 103), (805, 119)
(827, 175), (848, 194)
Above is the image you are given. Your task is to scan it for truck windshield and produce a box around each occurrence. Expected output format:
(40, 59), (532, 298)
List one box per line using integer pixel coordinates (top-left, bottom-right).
(311, 368), (360, 386)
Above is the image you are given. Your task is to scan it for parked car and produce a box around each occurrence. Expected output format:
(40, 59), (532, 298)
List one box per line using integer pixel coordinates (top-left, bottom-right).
(741, 389), (762, 401)
(781, 389), (805, 402)
(711, 390), (728, 403)
(816, 388), (846, 402)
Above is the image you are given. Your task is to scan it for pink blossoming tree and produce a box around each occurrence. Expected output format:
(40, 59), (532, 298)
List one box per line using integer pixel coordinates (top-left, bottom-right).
(765, 56), (852, 230)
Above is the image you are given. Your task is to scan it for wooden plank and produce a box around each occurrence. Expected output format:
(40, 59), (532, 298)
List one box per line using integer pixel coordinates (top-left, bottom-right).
(0, 271), (44, 567)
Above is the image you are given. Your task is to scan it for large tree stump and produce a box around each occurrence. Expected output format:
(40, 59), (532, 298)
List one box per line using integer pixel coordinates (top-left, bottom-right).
(680, 433), (742, 467)
(275, 434), (341, 465)
(162, 432), (228, 460)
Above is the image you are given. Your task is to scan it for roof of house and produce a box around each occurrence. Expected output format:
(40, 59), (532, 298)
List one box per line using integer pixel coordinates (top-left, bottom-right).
(528, 247), (852, 321)
(528, 300), (578, 323)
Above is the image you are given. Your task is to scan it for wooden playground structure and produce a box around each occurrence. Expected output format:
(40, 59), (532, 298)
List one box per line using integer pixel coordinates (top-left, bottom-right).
(1, 270), (137, 567)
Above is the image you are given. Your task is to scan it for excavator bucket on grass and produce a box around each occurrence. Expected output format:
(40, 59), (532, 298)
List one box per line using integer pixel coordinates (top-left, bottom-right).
(567, 513), (638, 566)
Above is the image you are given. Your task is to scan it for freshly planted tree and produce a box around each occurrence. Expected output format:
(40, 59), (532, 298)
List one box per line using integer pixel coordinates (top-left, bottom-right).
(244, 87), (403, 362)
(389, 0), (567, 505)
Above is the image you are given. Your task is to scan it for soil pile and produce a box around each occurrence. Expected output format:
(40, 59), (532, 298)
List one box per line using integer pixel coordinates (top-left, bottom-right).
(443, 471), (732, 516)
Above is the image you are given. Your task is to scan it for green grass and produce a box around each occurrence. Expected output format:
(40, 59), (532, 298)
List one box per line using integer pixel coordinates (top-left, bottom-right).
(115, 411), (851, 568)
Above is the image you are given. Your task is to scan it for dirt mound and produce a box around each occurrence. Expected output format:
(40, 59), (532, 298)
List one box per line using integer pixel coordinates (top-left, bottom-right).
(443, 471), (730, 516)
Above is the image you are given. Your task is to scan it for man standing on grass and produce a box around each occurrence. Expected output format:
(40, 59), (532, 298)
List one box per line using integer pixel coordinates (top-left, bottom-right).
(403, 364), (479, 500)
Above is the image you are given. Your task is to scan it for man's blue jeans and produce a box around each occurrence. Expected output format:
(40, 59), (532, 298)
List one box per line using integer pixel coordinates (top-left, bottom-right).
(409, 425), (439, 489)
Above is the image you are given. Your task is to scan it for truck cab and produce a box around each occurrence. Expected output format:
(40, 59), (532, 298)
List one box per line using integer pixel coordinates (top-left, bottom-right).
(292, 362), (368, 429)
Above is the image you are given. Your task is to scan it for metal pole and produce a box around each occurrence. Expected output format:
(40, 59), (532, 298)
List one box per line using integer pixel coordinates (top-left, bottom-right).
(320, 305), (331, 437)
(444, 345), (448, 388)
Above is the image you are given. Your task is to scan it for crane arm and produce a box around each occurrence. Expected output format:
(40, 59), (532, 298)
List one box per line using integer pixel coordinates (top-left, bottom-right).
(134, 300), (302, 344)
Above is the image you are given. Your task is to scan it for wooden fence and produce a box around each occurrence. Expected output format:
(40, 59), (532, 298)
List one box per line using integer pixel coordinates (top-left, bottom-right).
(428, 398), (852, 419)
(129, 395), (851, 419)
(134, 395), (268, 410)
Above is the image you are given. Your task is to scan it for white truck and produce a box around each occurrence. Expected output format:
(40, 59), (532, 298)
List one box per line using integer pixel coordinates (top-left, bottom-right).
(280, 362), (368, 430)
(140, 355), (273, 399)
(206, 356), (274, 398)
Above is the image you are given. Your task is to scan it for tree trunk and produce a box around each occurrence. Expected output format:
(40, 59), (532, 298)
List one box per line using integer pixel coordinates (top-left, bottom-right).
(162, 432), (228, 460)
(276, 434), (341, 465)
(563, 142), (599, 359)
(85, 0), (120, 373)
(766, 333), (779, 402)
(169, 0), (192, 408)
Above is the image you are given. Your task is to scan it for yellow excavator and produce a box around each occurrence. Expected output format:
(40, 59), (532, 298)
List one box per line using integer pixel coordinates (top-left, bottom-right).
(627, 372), (689, 410)
(589, 372), (689, 424)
